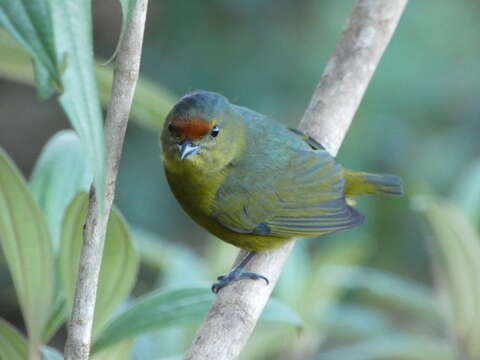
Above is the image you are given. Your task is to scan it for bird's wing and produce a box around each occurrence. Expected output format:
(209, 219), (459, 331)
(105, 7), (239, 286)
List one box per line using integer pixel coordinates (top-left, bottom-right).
(288, 128), (325, 150)
(212, 149), (364, 238)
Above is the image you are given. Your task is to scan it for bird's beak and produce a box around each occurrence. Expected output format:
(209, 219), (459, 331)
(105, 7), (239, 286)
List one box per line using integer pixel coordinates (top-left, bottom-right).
(178, 140), (200, 160)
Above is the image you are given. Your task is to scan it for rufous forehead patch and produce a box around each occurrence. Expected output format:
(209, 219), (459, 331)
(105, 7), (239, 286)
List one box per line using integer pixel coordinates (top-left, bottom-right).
(170, 117), (212, 140)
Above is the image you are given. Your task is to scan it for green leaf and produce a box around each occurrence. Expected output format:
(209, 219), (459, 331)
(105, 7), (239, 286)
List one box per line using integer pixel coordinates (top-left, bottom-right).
(317, 303), (395, 341)
(93, 286), (301, 353)
(0, 0), (107, 214)
(103, 0), (136, 63)
(0, 149), (54, 351)
(102, 0), (137, 64)
(414, 196), (480, 358)
(92, 286), (211, 353)
(316, 334), (456, 360)
(60, 193), (139, 337)
(322, 265), (443, 327)
(0, 29), (176, 131)
(0, 29), (34, 84)
(288, 238), (372, 319)
(0, 318), (28, 360)
(28, 130), (93, 341)
(29, 130), (92, 341)
(41, 294), (67, 342)
(94, 210), (139, 336)
(92, 340), (133, 360)
(30, 130), (92, 250)
(49, 0), (106, 215)
(0, 0), (59, 97)
(451, 159), (480, 224)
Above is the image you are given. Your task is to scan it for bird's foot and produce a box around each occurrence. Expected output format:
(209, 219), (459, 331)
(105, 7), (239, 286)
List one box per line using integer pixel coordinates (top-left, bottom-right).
(211, 270), (269, 294)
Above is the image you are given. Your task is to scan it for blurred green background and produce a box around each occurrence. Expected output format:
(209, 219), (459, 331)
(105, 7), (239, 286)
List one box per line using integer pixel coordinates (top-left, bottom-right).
(1, 0), (480, 359)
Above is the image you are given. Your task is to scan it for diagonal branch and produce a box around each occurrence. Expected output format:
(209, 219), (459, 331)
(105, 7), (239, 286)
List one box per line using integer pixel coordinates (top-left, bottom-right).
(184, 1), (408, 359)
(63, 0), (149, 359)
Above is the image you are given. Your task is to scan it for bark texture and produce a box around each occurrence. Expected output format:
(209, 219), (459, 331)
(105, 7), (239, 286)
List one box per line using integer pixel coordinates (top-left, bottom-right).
(63, 1), (149, 359)
(184, 0), (408, 359)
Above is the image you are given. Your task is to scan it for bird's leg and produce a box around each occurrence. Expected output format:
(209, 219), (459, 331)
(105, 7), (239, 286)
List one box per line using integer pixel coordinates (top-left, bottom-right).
(211, 251), (269, 294)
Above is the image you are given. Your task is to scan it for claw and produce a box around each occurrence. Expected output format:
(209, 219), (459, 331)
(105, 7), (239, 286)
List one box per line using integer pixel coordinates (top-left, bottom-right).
(211, 283), (222, 294)
(238, 272), (269, 285)
(211, 270), (270, 294)
(211, 251), (270, 294)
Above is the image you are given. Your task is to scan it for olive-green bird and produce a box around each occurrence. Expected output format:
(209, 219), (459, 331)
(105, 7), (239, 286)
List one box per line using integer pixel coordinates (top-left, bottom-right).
(161, 90), (403, 293)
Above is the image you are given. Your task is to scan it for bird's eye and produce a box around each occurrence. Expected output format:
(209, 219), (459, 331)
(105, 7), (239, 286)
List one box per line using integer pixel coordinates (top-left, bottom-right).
(168, 123), (174, 133)
(211, 125), (220, 138)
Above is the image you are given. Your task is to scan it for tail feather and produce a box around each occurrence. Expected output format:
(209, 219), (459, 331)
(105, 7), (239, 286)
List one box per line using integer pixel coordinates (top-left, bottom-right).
(344, 170), (404, 197)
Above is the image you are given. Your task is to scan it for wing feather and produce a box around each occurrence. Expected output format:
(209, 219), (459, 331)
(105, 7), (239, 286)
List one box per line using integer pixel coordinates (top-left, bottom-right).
(213, 148), (364, 238)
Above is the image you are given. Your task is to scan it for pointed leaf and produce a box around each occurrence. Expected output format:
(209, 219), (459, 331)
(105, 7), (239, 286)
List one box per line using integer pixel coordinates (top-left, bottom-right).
(316, 334), (456, 360)
(0, 29), (34, 84)
(93, 285), (301, 353)
(317, 303), (395, 341)
(293, 238), (372, 318)
(0, 0), (107, 213)
(29, 130), (92, 341)
(414, 196), (480, 357)
(49, 0), (106, 214)
(92, 340), (133, 360)
(92, 286), (211, 353)
(452, 159), (480, 224)
(60, 193), (139, 337)
(41, 294), (67, 342)
(0, 29), (176, 131)
(0, 318), (28, 360)
(0, 0), (59, 97)
(322, 265), (442, 327)
(102, 0), (137, 64)
(29, 131), (92, 341)
(30, 130), (92, 250)
(94, 208), (139, 336)
(0, 149), (54, 349)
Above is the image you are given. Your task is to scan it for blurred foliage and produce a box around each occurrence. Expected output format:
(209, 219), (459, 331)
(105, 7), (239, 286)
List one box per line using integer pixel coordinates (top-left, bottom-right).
(0, 29), (176, 131)
(59, 193), (139, 338)
(0, 0), (107, 214)
(1, 0), (480, 359)
(0, 148), (54, 357)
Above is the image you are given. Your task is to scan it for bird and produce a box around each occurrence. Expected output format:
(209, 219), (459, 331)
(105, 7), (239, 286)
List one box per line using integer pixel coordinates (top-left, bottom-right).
(160, 90), (403, 293)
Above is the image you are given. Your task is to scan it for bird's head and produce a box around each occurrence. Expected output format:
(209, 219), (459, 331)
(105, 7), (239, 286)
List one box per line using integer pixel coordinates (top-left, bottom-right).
(161, 90), (246, 173)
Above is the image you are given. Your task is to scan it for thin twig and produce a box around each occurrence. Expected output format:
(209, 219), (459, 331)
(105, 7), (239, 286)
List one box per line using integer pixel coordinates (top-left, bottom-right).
(184, 1), (408, 359)
(64, 1), (149, 359)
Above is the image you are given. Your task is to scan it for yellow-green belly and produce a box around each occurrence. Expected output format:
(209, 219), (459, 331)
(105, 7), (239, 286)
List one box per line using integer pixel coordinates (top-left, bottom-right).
(165, 168), (291, 251)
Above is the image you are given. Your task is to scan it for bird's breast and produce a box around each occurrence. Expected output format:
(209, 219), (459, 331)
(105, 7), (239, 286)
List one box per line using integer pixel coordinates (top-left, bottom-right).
(164, 163), (226, 221)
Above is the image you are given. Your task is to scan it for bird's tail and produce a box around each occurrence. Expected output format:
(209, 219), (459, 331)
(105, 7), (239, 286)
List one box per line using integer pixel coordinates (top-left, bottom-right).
(344, 170), (404, 197)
